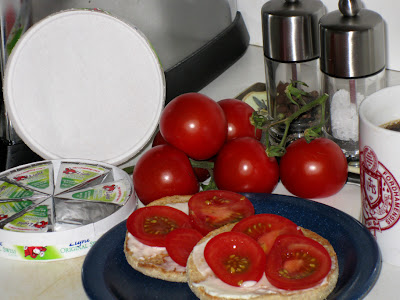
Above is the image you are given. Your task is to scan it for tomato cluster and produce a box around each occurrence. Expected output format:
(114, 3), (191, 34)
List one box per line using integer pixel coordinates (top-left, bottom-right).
(132, 92), (348, 205)
(133, 93), (279, 205)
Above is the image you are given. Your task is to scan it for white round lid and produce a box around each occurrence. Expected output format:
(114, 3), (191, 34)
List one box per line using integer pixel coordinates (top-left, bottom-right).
(4, 9), (165, 165)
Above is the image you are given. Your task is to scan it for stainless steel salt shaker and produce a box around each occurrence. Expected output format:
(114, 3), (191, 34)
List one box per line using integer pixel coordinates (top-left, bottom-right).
(261, 0), (326, 144)
(319, 0), (386, 162)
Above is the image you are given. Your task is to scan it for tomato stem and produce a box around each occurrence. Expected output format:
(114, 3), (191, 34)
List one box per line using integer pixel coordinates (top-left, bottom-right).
(252, 82), (329, 157)
(189, 159), (215, 170)
(276, 93), (329, 149)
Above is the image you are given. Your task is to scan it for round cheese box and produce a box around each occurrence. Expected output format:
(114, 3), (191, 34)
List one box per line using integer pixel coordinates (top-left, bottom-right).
(3, 9), (165, 166)
(0, 159), (136, 261)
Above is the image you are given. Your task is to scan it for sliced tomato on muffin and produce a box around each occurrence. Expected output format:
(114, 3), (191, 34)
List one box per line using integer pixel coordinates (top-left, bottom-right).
(204, 231), (266, 287)
(265, 234), (332, 290)
(165, 228), (203, 267)
(232, 214), (303, 254)
(127, 205), (192, 247)
(188, 190), (254, 235)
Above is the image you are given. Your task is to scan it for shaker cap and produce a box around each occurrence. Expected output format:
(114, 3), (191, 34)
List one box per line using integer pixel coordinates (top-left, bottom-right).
(261, 0), (325, 62)
(319, 0), (385, 78)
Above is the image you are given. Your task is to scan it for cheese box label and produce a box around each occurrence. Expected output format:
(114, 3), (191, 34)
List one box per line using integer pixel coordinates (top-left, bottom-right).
(55, 162), (111, 195)
(6, 162), (54, 195)
(0, 181), (35, 200)
(0, 201), (33, 222)
(3, 205), (49, 233)
(57, 179), (131, 205)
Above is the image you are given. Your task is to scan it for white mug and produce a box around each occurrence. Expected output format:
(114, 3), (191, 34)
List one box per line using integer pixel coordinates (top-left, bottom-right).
(359, 85), (400, 266)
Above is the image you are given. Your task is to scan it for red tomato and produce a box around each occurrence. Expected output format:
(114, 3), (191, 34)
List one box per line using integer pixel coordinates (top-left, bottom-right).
(188, 190), (255, 235)
(214, 137), (279, 193)
(218, 99), (261, 141)
(192, 165), (211, 182)
(126, 206), (192, 247)
(265, 234), (332, 290)
(151, 130), (167, 147)
(204, 232), (266, 287)
(165, 228), (203, 266)
(133, 144), (199, 205)
(5, 5), (16, 39)
(151, 130), (211, 182)
(232, 214), (303, 254)
(159, 93), (227, 160)
(279, 137), (348, 198)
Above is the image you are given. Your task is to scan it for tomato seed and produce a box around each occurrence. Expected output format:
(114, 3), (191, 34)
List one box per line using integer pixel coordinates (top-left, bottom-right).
(225, 254), (249, 274)
(144, 216), (178, 235)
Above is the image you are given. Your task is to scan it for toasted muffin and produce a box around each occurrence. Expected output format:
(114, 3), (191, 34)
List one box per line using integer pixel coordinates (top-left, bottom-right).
(124, 195), (192, 282)
(186, 224), (339, 300)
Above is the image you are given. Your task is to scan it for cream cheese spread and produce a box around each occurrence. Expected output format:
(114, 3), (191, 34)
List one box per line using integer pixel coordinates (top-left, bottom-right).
(125, 202), (191, 273)
(165, 202), (189, 215)
(126, 232), (186, 272)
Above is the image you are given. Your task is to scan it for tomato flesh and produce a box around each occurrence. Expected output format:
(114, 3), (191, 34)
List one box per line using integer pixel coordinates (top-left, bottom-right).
(188, 190), (255, 235)
(232, 214), (303, 254)
(265, 234), (332, 290)
(165, 228), (203, 267)
(126, 206), (192, 247)
(204, 232), (266, 287)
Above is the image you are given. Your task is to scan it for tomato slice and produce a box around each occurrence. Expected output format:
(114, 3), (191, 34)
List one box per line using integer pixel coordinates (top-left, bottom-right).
(165, 228), (203, 267)
(188, 190), (255, 235)
(204, 232), (266, 287)
(265, 234), (332, 290)
(126, 206), (192, 247)
(232, 214), (303, 254)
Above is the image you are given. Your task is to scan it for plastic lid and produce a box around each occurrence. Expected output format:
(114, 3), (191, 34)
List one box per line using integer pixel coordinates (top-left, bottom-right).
(4, 9), (165, 165)
(319, 0), (386, 78)
(261, 0), (326, 62)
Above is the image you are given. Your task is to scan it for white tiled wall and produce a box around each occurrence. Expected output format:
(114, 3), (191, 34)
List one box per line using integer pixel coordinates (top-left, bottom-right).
(238, 0), (400, 71)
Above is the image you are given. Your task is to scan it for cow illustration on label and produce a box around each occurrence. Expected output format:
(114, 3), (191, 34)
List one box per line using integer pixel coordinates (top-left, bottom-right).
(24, 246), (47, 258)
(34, 221), (48, 229)
(361, 146), (400, 236)
(103, 184), (116, 192)
(63, 168), (77, 175)
(13, 175), (28, 182)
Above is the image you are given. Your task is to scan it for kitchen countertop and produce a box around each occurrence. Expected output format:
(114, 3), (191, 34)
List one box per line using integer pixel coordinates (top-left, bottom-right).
(2, 45), (400, 299)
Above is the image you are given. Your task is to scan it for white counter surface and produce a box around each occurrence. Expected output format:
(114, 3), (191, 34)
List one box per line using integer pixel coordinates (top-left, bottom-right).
(2, 45), (400, 299)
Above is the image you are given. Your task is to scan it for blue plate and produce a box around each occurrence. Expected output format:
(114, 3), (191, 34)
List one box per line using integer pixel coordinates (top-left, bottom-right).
(82, 193), (381, 300)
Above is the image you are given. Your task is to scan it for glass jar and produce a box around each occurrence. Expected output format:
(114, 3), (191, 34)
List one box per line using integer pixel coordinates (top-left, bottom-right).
(322, 71), (386, 161)
(319, 0), (386, 162)
(265, 58), (321, 144)
(262, 0), (325, 145)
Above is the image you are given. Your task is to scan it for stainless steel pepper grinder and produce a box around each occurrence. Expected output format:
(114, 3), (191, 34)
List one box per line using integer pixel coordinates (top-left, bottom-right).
(261, 0), (326, 144)
(319, 0), (386, 162)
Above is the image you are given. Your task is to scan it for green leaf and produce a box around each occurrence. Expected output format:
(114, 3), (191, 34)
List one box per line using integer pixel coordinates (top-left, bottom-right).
(123, 166), (134, 175)
(200, 179), (219, 191)
(252, 96), (268, 110)
(6, 27), (23, 55)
